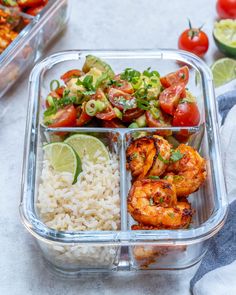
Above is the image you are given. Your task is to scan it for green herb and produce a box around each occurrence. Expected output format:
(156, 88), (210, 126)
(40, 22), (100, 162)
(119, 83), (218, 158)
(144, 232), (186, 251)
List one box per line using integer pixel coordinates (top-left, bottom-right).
(170, 150), (184, 162)
(168, 212), (175, 219)
(131, 152), (138, 159)
(148, 175), (160, 180)
(163, 176), (168, 180)
(149, 197), (154, 206)
(50, 80), (60, 91)
(44, 91), (76, 118)
(107, 79), (122, 87)
(136, 98), (150, 110)
(159, 197), (164, 203)
(120, 68), (141, 83)
(158, 154), (169, 164)
(143, 68), (160, 78)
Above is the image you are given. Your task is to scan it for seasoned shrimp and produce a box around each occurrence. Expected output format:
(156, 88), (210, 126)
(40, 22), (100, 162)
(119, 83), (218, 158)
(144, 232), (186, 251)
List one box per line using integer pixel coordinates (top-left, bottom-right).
(126, 135), (171, 180)
(165, 144), (206, 197)
(128, 179), (192, 228)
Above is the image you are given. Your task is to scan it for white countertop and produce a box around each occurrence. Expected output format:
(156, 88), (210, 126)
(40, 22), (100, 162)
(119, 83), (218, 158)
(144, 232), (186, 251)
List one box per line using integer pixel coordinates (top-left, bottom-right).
(0, 0), (222, 294)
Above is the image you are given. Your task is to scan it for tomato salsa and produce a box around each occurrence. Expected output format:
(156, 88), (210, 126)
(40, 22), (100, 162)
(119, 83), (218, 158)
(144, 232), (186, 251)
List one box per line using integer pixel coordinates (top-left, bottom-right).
(43, 55), (200, 130)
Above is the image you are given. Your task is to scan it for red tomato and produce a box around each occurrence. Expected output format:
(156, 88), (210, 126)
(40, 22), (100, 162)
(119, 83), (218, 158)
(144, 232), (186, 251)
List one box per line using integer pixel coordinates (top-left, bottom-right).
(48, 105), (77, 128)
(113, 75), (134, 94)
(122, 108), (144, 122)
(93, 89), (117, 121)
(216, 0), (236, 18)
(101, 119), (125, 128)
(17, 0), (47, 8)
(145, 110), (172, 127)
(178, 25), (209, 57)
(108, 88), (135, 111)
(160, 66), (189, 88)
(159, 83), (186, 115)
(25, 5), (45, 15)
(55, 86), (65, 97)
(173, 102), (200, 126)
(75, 106), (92, 127)
(60, 69), (83, 84)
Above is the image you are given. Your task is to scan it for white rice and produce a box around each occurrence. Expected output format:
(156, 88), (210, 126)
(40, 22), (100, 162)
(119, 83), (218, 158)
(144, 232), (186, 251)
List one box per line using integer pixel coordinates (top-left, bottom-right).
(37, 153), (120, 232)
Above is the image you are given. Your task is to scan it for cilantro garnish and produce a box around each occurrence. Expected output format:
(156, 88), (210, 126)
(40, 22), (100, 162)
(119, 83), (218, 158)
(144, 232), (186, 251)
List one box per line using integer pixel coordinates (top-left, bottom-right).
(120, 68), (141, 83)
(170, 149), (184, 162)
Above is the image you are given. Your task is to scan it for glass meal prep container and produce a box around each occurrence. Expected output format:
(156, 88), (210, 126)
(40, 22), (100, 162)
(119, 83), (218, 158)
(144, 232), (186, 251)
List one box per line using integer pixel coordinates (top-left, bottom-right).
(20, 50), (228, 275)
(0, 0), (69, 99)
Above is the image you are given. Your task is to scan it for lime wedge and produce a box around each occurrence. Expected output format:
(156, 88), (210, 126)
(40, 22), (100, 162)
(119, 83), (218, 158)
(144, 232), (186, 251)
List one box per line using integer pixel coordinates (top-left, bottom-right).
(43, 142), (82, 184)
(65, 134), (110, 163)
(213, 20), (236, 58)
(211, 58), (236, 88)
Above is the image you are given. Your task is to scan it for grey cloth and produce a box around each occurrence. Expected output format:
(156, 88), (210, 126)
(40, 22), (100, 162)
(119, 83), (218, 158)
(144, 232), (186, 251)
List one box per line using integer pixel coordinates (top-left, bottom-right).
(190, 91), (236, 293)
(190, 200), (236, 292)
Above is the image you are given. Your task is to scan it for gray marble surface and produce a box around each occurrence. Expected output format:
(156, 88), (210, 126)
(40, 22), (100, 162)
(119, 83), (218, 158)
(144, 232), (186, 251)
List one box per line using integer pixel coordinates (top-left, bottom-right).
(0, 0), (221, 294)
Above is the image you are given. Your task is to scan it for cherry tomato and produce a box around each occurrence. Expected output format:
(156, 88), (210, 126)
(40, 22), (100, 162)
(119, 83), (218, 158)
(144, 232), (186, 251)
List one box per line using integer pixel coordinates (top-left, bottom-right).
(75, 105), (92, 127)
(122, 108), (144, 122)
(25, 5), (45, 16)
(145, 110), (172, 127)
(48, 105), (77, 128)
(216, 0), (236, 19)
(55, 86), (65, 97)
(173, 101), (200, 126)
(93, 89), (117, 121)
(60, 69), (83, 84)
(112, 75), (134, 94)
(101, 119), (125, 128)
(160, 66), (189, 88)
(159, 83), (186, 115)
(178, 21), (209, 57)
(174, 130), (190, 143)
(108, 88), (135, 111)
(17, 0), (47, 8)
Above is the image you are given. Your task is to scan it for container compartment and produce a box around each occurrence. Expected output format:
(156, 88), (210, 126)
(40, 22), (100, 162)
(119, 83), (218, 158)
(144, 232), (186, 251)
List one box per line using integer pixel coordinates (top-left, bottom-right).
(25, 128), (124, 272)
(20, 50), (227, 275)
(125, 127), (215, 270)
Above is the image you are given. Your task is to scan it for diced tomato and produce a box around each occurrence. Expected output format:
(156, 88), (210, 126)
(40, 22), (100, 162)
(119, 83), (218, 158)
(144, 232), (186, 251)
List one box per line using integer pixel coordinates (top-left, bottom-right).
(92, 89), (117, 121)
(48, 105), (77, 128)
(160, 66), (189, 88)
(122, 108), (144, 122)
(108, 88), (135, 111)
(17, 0), (47, 8)
(25, 5), (45, 15)
(101, 118), (125, 128)
(75, 106), (92, 127)
(159, 83), (186, 115)
(173, 101), (200, 126)
(112, 75), (134, 94)
(60, 69), (83, 84)
(55, 86), (65, 97)
(145, 110), (172, 127)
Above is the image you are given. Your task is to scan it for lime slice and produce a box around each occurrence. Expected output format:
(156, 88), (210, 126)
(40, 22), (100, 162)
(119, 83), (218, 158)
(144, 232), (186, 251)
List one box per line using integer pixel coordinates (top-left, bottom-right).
(213, 20), (236, 57)
(43, 142), (82, 184)
(211, 58), (236, 88)
(65, 134), (110, 163)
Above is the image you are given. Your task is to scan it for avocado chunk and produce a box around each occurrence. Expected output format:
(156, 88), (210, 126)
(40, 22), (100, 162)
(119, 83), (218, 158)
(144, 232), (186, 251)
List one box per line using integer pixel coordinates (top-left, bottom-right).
(82, 55), (115, 78)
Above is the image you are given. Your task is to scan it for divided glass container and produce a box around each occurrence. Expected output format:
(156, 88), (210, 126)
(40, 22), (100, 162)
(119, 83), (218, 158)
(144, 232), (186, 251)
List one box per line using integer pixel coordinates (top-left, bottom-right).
(20, 50), (228, 275)
(0, 0), (70, 98)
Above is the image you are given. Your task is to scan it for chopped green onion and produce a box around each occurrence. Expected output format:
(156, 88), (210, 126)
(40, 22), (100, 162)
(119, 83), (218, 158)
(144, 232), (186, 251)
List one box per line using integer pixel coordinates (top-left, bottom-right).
(46, 95), (55, 107)
(85, 100), (106, 116)
(148, 175), (160, 180)
(170, 150), (184, 162)
(158, 154), (169, 164)
(50, 80), (60, 91)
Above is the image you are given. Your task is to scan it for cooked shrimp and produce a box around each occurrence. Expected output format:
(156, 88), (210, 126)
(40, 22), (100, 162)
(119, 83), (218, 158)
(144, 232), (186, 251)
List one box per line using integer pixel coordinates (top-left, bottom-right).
(165, 144), (206, 197)
(128, 179), (192, 228)
(126, 135), (171, 180)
